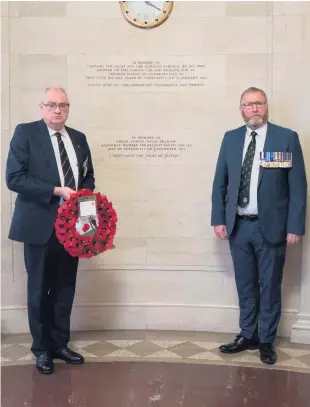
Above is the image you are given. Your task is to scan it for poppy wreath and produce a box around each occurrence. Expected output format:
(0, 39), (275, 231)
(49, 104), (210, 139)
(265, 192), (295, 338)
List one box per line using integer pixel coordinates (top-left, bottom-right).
(55, 189), (117, 258)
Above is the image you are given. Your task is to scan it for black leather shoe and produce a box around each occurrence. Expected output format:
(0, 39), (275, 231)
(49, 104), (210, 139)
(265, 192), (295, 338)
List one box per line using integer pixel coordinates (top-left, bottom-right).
(259, 343), (277, 365)
(36, 353), (54, 374)
(219, 335), (259, 354)
(53, 346), (84, 364)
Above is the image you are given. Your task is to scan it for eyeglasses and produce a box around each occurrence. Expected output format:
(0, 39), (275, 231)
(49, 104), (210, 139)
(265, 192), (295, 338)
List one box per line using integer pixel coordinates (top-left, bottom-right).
(41, 103), (70, 111)
(241, 101), (267, 110)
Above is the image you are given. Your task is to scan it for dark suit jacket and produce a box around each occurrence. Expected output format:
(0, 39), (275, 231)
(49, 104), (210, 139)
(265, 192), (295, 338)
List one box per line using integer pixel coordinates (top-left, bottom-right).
(211, 122), (307, 244)
(6, 120), (95, 245)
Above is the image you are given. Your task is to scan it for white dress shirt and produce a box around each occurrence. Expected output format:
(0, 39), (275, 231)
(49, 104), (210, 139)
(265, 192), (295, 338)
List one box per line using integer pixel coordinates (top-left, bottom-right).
(48, 126), (79, 192)
(237, 123), (267, 216)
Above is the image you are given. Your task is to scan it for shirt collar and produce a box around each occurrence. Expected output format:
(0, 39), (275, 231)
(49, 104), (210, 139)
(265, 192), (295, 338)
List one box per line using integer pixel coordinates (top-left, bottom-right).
(246, 123), (267, 137)
(47, 126), (66, 137)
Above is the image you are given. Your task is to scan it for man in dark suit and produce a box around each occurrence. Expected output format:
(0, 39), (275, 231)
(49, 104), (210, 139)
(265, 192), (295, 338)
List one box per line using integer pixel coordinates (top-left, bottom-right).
(211, 87), (307, 364)
(6, 88), (95, 374)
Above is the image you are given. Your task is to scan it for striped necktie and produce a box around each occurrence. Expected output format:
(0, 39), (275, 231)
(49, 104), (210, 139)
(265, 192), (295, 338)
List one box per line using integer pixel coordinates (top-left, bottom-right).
(238, 131), (257, 208)
(55, 132), (76, 190)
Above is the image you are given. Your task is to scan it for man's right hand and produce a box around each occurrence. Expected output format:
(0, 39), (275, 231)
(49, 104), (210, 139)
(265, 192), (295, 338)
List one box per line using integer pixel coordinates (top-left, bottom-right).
(54, 186), (75, 201)
(214, 225), (227, 240)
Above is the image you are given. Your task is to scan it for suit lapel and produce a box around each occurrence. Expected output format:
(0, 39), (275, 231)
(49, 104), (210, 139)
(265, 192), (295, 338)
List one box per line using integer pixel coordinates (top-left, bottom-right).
(258, 122), (276, 188)
(65, 126), (84, 166)
(236, 126), (247, 182)
(36, 120), (61, 184)
(66, 126), (85, 188)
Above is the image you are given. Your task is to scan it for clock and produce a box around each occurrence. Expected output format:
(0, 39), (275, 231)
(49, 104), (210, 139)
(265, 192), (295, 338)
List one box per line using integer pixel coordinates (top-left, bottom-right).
(120, 1), (174, 29)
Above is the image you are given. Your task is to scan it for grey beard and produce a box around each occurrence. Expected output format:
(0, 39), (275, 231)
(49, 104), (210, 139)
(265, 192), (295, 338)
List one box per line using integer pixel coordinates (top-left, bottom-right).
(246, 116), (267, 130)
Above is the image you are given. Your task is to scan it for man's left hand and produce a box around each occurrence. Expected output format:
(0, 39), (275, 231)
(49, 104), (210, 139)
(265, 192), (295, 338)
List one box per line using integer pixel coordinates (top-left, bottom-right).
(287, 233), (301, 245)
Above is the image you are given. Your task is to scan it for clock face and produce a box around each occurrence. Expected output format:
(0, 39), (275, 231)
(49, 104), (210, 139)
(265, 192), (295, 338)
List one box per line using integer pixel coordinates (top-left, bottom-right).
(120, 1), (173, 29)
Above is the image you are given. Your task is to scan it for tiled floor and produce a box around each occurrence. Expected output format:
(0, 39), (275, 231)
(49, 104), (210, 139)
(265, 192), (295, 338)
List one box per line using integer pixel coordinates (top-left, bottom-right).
(2, 331), (310, 407)
(2, 330), (310, 373)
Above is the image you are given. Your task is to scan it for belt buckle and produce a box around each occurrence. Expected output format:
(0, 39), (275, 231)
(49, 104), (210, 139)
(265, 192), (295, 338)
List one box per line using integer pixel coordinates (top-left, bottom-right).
(240, 215), (257, 221)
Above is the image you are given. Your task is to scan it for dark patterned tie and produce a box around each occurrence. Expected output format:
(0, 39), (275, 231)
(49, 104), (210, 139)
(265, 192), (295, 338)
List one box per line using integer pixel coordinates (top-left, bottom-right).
(238, 131), (257, 208)
(55, 132), (76, 190)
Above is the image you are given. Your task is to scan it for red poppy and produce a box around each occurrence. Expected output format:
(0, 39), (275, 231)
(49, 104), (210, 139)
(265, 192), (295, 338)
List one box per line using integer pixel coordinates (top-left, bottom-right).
(79, 235), (92, 244)
(109, 213), (118, 223)
(55, 219), (66, 231)
(82, 224), (90, 232)
(80, 248), (95, 259)
(58, 206), (67, 215)
(64, 217), (76, 228)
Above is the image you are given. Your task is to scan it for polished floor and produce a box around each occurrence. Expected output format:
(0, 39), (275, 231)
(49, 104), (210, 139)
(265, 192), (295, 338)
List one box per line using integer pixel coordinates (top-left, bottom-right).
(2, 362), (310, 407)
(2, 331), (310, 407)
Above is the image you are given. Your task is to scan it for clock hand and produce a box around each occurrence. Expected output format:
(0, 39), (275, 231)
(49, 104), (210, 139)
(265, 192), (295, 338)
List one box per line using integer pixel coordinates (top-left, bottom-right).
(145, 1), (162, 12)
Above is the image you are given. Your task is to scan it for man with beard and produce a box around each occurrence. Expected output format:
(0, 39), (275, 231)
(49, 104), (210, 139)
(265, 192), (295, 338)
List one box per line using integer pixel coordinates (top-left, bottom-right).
(211, 87), (307, 364)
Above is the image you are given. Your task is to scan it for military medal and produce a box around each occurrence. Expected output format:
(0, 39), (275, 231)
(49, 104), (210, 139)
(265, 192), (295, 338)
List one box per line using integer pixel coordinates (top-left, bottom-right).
(260, 152), (292, 168)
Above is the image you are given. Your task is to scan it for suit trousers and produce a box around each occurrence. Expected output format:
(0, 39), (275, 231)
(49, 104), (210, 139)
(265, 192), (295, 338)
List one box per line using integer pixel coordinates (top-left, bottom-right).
(229, 218), (286, 343)
(24, 230), (79, 356)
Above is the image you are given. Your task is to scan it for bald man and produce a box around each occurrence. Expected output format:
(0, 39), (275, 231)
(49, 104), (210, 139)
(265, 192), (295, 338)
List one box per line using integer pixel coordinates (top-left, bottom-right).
(6, 88), (95, 374)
